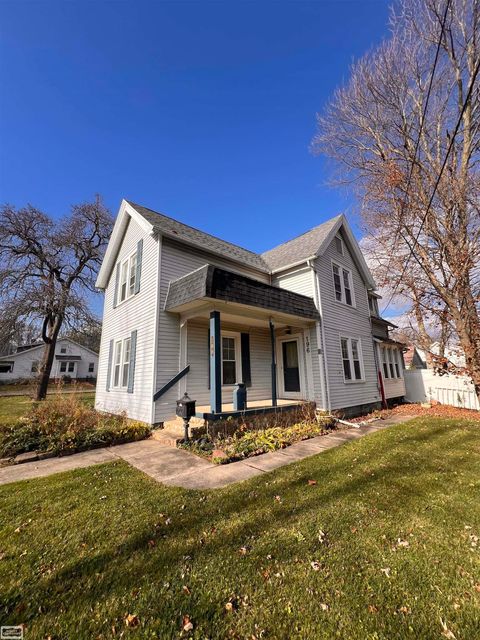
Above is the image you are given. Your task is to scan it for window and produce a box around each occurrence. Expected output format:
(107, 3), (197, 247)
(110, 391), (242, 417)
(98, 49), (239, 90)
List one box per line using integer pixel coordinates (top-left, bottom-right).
(88, 362), (95, 373)
(368, 296), (379, 316)
(335, 235), (343, 254)
(60, 362), (67, 373)
(341, 338), (351, 380)
(68, 361), (75, 373)
(118, 251), (138, 303)
(60, 347), (66, 354)
(0, 362), (13, 373)
(222, 336), (237, 385)
(340, 337), (364, 382)
(394, 350), (401, 378)
(31, 360), (39, 373)
(112, 337), (131, 388)
(388, 349), (395, 378)
(395, 349), (402, 378)
(122, 338), (131, 387)
(333, 264), (342, 302)
(382, 347), (389, 379)
(332, 263), (354, 306)
(343, 269), (353, 306)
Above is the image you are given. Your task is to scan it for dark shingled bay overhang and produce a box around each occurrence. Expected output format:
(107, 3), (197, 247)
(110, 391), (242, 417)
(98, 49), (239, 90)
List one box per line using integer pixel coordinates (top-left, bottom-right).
(165, 264), (320, 321)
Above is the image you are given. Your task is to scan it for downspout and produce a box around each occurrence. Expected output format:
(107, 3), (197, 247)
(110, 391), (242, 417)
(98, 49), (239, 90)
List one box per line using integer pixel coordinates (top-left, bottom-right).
(308, 259), (330, 412)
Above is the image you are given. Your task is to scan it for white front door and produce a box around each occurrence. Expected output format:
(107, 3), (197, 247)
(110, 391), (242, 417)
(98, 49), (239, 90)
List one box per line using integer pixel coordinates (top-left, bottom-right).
(276, 335), (305, 399)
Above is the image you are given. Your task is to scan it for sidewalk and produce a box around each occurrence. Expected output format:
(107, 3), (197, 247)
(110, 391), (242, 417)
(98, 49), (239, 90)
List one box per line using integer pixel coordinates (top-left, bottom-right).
(0, 415), (413, 488)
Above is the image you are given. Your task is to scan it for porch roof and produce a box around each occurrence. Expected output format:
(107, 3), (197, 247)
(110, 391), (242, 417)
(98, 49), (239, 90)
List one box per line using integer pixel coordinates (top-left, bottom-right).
(165, 264), (320, 321)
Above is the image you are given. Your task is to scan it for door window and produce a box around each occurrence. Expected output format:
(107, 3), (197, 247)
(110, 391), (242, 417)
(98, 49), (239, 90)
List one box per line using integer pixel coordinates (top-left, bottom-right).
(282, 340), (300, 392)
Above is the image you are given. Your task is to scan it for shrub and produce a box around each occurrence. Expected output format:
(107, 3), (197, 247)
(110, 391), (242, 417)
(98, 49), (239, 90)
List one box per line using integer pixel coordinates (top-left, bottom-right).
(0, 394), (151, 458)
(180, 419), (334, 464)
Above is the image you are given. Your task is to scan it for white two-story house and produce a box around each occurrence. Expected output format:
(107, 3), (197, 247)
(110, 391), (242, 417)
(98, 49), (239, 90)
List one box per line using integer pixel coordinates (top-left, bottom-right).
(95, 200), (405, 424)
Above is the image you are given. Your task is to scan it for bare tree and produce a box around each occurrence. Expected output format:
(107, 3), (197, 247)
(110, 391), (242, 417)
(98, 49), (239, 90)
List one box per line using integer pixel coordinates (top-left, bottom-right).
(0, 197), (113, 399)
(313, 0), (480, 399)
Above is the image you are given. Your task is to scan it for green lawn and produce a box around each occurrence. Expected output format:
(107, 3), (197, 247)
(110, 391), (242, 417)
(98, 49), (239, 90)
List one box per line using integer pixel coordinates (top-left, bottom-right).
(0, 392), (95, 427)
(1, 417), (479, 639)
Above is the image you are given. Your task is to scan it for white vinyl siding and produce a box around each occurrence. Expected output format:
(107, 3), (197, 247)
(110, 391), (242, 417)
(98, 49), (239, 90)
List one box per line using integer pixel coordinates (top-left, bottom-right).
(315, 231), (380, 410)
(95, 216), (157, 423)
(272, 266), (314, 298)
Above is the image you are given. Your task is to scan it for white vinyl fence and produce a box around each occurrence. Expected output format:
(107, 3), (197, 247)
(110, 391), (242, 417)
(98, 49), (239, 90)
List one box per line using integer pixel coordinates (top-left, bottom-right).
(404, 369), (479, 411)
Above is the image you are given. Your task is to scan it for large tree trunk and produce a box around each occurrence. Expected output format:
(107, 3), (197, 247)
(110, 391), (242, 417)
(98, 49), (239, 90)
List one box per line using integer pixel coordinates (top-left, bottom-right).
(36, 315), (63, 401)
(451, 287), (480, 403)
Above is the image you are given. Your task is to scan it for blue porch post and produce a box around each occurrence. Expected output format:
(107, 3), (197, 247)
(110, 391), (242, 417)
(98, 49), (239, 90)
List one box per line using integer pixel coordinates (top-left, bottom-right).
(269, 320), (277, 407)
(210, 311), (222, 413)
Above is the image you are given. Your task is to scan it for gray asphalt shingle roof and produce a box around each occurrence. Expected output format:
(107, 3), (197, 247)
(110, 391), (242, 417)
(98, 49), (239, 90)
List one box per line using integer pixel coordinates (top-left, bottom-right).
(128, 201), (270, 272)
(129, 201), (343, 274)
(165, 264), (320, 320)
(260, 215), (342, 271)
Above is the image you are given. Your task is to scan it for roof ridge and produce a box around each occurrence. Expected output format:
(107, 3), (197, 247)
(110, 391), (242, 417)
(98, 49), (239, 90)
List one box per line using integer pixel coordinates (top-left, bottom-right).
(127, 201), (265, 261)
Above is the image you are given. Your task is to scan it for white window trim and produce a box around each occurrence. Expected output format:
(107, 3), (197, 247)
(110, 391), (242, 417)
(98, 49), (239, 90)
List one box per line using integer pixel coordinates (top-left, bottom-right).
(381, 346), (404, 380)
(331, 260), (356, 308)
(339, 335), (365, 384)
(117, 249), (138, 305)
(221, 330), (242, 388)
(111, 336), (131, 389)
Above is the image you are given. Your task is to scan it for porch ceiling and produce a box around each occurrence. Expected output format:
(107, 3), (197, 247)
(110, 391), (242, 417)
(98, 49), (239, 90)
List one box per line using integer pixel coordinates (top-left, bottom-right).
(165, 264), (319, 325)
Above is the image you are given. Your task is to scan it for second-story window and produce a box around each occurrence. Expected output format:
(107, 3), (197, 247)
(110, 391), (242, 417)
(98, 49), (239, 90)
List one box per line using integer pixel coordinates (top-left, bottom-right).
(333, 263), (354, 306)
(119, 251), (137, 303)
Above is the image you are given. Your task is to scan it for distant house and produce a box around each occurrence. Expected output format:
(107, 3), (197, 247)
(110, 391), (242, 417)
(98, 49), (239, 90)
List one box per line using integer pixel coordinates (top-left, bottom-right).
(94, 200), (405, 424)
(404, 342), (465, 371)
(0, 338), (99, 383)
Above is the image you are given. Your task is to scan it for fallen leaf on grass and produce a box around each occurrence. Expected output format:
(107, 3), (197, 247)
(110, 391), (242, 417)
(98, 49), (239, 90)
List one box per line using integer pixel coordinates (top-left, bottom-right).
(380, 567), (391, 578)
(368, 604), (378, 613)
(124, 614), (139, 628)
(182, 585), (191, 595)
(307, 479), (317, 486)
(440, 618), (456, 639)
(319, 603), (329, 611)
(311, 561), (321, 571)
(182, 615), (194, 632)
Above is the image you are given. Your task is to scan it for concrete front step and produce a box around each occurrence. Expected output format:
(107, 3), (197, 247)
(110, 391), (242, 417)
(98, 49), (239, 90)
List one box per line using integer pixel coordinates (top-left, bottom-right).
(151, 429), (183, 447)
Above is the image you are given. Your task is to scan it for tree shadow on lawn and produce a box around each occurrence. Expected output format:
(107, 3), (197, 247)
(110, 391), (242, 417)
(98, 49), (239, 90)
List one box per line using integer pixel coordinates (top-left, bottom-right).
(3, 420), (479, 636)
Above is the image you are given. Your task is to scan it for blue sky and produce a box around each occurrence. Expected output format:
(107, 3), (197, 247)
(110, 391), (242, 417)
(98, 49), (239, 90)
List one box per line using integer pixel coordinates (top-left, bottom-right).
(0, 0), (391, 254)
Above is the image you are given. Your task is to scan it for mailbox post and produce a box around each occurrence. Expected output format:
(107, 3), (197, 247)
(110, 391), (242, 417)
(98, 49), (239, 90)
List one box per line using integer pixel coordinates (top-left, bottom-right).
(176, 392), (196, 441)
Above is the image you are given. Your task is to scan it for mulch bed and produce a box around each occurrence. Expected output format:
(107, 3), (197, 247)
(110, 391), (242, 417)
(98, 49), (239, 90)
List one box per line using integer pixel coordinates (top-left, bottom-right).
(349, 402), (480, 423)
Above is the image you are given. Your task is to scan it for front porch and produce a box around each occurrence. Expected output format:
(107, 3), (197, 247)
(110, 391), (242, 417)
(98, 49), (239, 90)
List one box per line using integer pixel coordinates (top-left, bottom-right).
(160, 263), (321, 420)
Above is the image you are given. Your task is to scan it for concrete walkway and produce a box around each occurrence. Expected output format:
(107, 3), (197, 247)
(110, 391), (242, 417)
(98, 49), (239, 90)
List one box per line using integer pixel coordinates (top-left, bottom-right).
(0, 415), (412, 488)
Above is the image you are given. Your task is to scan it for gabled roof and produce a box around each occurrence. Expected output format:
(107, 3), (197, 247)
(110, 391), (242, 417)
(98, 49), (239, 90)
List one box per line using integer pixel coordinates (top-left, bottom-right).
(261, 215), (342, 271)
(0, 338), (98, 361)
(96, 200), (377, 290)
(262, 213), (376, 288)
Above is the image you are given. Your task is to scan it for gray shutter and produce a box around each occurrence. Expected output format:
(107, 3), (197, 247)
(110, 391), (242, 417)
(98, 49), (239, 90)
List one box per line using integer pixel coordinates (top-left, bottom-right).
(127, 330), (137, 393)
(134, 239), (143, 295)
(113, 263), (120, 308)
(106, 340), (114, 391)
(241, 333), (251, 387)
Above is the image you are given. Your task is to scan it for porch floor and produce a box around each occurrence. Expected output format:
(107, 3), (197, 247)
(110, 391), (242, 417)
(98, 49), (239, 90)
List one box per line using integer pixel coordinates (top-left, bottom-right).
(196, 398), (304, 413)
(195, 398), (308, 420)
